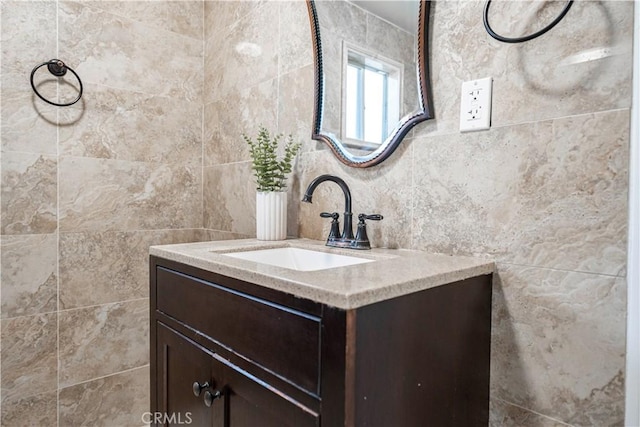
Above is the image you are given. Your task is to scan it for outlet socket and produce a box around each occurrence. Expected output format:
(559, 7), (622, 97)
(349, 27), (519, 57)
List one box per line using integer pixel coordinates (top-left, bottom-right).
(459, 77), (492, 132)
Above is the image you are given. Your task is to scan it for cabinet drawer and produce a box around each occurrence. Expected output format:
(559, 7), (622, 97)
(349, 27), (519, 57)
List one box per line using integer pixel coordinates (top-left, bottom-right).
(155, 267), (321, 395)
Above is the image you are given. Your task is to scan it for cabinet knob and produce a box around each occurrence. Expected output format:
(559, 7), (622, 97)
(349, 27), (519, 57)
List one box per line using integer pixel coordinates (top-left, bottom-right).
(203, 390), (222, 407)
(192, 381), (210, 397)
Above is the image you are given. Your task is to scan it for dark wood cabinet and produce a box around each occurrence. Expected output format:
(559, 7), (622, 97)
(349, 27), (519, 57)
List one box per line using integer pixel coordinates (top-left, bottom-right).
(150, 255), (492, 427)
(156, 323), (223, 426)
(155, 322), (315, 427)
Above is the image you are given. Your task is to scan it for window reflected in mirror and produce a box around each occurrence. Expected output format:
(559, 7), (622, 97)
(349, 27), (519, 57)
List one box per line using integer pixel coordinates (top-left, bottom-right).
(308, 0), (433, 167)
(344, 45), (403, 147)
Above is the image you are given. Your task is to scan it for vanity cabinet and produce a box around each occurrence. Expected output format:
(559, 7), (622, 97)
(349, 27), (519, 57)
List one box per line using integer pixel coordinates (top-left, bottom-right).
(150, 255), (492, 427)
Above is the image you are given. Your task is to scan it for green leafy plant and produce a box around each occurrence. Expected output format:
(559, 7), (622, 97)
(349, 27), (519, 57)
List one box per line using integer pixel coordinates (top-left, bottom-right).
(243, 126), (302, 192)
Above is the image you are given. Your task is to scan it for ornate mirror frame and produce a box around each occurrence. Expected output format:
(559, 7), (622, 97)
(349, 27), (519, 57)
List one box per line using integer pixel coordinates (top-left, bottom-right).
(306, 0), (434, 168)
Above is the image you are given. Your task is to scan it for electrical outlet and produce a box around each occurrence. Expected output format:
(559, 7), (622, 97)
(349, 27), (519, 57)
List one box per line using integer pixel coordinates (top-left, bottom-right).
(459, 77), (492, 132)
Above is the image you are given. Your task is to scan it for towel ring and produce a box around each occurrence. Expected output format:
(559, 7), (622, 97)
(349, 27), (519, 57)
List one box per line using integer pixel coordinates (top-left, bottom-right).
(30, 59), (83, 107)
(483, 0), (573, 43)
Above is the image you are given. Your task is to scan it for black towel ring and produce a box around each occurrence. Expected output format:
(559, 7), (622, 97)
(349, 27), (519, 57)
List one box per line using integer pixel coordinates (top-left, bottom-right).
(483, 0), (573, 43)
(30, 59), (83, 107)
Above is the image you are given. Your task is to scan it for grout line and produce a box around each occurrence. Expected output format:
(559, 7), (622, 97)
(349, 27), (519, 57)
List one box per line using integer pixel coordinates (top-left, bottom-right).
(52, 152), (203, 165)
(409, 107), (632, 142)
(493, 397), (575, 427)
(55, 1), (61, 425)
(496, 260), (625, 279)
(59, 364), (150, 392)
(201, 0), (206, 230)
(57, 227), (207, 235)
(275, 1), (281, 133)
(1, 297), (149, 322)
(1, 385), (60, 406)
(0, 148), (58, 157)
(71, 80), (194, 101)
(0, 0), (3, 421)
(57, 297), (149, 315)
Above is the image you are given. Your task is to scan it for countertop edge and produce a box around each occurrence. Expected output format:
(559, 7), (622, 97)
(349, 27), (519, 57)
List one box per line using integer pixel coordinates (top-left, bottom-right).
(150, 240), (495, 310)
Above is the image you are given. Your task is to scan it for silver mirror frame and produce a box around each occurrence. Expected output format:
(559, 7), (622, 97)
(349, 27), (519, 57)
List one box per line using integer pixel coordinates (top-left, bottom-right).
(306, 0), (434, 168)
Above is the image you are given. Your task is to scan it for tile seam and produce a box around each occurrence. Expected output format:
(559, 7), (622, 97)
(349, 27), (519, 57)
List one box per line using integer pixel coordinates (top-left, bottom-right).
(493, 396), (575, 427)
(497, 260), (625, 279)
(58, 364), (150, 392)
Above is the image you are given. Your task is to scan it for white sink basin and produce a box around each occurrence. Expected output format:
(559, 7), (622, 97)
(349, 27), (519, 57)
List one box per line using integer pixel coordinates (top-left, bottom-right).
(223, 247), (374, 272)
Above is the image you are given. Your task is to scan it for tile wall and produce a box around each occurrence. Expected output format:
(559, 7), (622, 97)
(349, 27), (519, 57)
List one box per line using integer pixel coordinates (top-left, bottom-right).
(0, 0), (631, 425)
(204, 1), (633, 425)
(0, 1), (236, 425)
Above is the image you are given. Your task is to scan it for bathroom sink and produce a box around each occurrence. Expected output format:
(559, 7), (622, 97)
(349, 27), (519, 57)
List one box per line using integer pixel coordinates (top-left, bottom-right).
(223, 247), (374, 272)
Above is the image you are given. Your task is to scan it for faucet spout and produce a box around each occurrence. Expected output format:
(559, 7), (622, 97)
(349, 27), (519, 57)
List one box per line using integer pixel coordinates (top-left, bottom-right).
(302, 174), (354, 240)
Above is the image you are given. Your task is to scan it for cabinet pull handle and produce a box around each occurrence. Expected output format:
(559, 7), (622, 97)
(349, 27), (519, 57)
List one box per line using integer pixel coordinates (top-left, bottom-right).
(203, 390), (222, 407)
(192, 381), (210, 397)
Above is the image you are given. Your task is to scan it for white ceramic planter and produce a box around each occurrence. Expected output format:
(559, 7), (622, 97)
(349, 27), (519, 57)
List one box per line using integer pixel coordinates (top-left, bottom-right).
(256, 191), (287, 241)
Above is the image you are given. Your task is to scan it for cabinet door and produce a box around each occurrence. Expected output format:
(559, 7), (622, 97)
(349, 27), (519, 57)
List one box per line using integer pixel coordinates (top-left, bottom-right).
(214, 354), (320, 427)
(156, 323), (224, 426)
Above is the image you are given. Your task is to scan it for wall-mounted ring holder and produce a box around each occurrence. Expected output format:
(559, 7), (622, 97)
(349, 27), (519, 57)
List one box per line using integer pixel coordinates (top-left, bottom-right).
(30, 59), (83, 107)
(483, 0), (573, 44)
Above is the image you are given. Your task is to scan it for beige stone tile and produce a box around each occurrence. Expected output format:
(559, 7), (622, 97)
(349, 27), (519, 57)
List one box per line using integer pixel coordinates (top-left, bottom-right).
(279, 1), (314, 74)
(59, 299), (149, 388)
(412, 110), (628, 275)
(203, 162), (257, 235)
(1, 234), (57, 318)
(0, 1), (57, 92)
(58, 156), (201, 232)
(296, 145), (412, 248)
(1, 152), (57, 235)
(1, 390), (57, 427)
(162, 1), (204, 39)
(413, 0), (633, 138)
(490, 398), (571, 427)
(491, 264), (625, 425)
(412, 1), (507, 137)
(1, 313), (57, 401)
(59, 366), (149, 427)
(83, 1), (203, 40)
(278, 64), (315, 153)
(494, 0), (633, 126)
(204, 79), (278, 166)
(59, 229), (209, 310)
(59, 84), (202, 165)
(204, 0), (265, 42)
(204, 1), (279, 102)
(203, 229), (251, 241)
(58, 1), (203, 101)
(315, 0), (366, 46)
(1, 90), (58, 155)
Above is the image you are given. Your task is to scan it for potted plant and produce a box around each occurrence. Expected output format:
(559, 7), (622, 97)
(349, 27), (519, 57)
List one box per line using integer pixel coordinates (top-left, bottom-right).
(244, 126), (301, 240)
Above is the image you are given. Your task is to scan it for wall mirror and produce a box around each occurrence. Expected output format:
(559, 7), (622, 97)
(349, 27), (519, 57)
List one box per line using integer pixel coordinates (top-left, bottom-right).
(306, 0), (433, 168)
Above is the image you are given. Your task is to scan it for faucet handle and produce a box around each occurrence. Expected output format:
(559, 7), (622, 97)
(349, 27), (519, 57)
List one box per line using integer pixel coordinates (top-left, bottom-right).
(353, 214), (383, 250)
(320, 212), (341, 240)
(320, 212), (339, 220)
(358, 214), (383, 222)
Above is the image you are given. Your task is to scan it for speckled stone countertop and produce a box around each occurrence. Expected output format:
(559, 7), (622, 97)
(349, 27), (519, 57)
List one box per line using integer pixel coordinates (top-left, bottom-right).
(150, 238), (494, 309)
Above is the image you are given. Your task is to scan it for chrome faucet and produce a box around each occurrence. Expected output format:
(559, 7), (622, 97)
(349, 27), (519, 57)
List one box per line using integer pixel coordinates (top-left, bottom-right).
(302, 174), (382, 250)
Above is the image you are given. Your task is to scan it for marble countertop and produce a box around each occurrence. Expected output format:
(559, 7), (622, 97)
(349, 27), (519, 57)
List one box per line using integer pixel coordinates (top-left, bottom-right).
(150, 238), (495, 309)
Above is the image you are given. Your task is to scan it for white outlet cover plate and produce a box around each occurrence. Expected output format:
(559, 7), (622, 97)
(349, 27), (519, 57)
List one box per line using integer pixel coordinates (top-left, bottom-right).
(459, 77), (492, 132)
